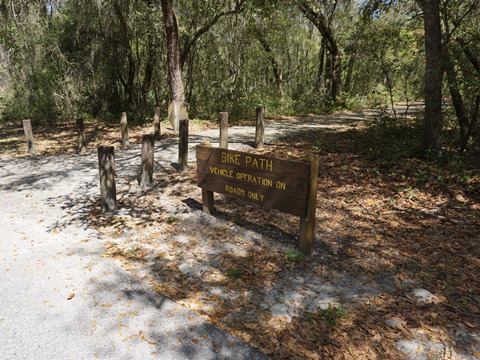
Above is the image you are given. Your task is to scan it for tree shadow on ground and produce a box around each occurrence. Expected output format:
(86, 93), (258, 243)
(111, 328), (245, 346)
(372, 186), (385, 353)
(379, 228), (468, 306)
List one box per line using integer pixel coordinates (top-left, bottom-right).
(2, 118), (478, 359)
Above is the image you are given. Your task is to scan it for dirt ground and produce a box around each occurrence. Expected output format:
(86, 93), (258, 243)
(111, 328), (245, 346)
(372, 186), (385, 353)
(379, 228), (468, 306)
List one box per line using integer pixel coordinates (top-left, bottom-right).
(1, 114), (479, 359)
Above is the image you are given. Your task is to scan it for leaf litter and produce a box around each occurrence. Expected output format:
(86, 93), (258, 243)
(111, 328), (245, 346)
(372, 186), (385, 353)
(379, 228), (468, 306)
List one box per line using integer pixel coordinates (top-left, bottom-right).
(3, 118), (479, 359)
(97, 130), (479, 359)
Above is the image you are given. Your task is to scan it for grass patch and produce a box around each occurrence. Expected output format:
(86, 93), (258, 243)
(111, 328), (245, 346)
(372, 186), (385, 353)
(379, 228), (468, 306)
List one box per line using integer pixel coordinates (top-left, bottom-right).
(285, 248), (305, 264)
(226, 268), (243, 279)
(308, 307), (348, 326)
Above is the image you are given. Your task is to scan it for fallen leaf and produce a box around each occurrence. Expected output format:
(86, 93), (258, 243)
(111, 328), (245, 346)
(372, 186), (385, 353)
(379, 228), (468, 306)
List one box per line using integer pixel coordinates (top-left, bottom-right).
(67, 293), (75, 300)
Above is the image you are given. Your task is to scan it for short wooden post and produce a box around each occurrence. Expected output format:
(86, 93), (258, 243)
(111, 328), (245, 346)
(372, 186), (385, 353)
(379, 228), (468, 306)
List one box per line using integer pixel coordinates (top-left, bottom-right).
(97, 146), (117, 212)
(76, 118), (87, 153)
(153, 106), (161, 141)
(219, 112), (228, 149)
(255, 106), (265, 149)
(200, 141), (215, 214)
(178, 119), (189, 172)
(22, 119), (36, 155)
(120, 112), (129, 148)
(139, 135), (154, 187)
(299, 155), (319, 256)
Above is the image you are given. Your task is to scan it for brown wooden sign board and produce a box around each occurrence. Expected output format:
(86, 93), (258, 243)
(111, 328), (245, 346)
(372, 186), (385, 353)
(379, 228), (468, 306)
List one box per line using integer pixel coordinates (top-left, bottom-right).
(196, 144), (319, 255)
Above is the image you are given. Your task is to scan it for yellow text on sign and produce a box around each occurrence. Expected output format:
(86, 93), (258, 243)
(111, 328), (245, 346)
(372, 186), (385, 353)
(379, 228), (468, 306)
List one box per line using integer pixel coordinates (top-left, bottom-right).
(221, 152), (273, 172)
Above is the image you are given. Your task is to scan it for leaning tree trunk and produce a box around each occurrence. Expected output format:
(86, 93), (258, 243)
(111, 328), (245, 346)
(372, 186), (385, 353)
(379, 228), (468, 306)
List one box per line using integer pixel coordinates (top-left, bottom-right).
(161, 0), (185, 103)
(298, 0), (342, 101)
(420, 0), (444, 156)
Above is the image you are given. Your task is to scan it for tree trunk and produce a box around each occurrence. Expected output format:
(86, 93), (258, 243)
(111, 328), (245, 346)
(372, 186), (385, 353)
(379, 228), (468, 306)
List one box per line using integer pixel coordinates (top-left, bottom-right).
(298, 0), (342, 100)
(315, 42), (325, 94)
(444, 53), (470, 151)
(113, 1), (136, 107)
(344, 52), (356, 94)
(255, 32), (284, 96)
(141, 43), (156, 106)
(331, 52), (342, 99)
(420, 0), (444, 156)
(161, 0), (185, 103)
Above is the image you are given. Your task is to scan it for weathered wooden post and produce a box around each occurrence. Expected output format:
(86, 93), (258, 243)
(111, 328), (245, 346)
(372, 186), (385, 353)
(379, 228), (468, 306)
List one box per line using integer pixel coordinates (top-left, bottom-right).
(199, 141), (214, 215)
(178, 119), (189, 172)
(120, 112), (129, 148)
(219, 112), (228, 149)
(22, 119), (36, 155)
(76, 118), (87, 153)
(153, 106), (161, 141)
(299, 155), (319, 256)
(255, 106), (265, 149)
(139, 135), (154, 187)
(97, 146), (117, 212)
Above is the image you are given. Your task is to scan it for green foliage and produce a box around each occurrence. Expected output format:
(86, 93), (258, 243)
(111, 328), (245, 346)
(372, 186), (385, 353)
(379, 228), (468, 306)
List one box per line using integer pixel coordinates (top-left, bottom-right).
(166, 215), (178, 224)
(285, 249), (306, 264)
(0, 0), (477, 161)
(362, 115), (423, 161)
(308, 306), (348, 326)
(226, 268), (243, 279)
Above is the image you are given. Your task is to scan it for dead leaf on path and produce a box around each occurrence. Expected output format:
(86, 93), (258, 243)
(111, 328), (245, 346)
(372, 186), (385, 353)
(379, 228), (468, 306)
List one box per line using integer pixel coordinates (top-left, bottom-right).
(67, 293), (75, 300)
(191, 338), (199, 344)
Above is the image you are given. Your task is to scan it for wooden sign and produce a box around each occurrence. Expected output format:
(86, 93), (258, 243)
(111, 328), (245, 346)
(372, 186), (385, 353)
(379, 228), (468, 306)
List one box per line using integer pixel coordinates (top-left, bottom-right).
(168, 101), (188, 131)
(196, 144), (318, 255)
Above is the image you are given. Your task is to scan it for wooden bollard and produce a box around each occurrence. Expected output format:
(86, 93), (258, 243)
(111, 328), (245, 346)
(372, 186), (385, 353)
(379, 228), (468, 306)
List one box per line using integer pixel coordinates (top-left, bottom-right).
(120, 112), (129, 148)
(22, 119), (36, 155)
(299, 155), (319, 255)
(219, 112), (228, 149)
(76, 118), (87, 153)
(153, 106), (161, 141)
(200, 141), (214, 215)
(178, 119), (189, 172)
(97, 146), (117, 212)
(255, 106), (265, 149)
(139, 135), (154, 187)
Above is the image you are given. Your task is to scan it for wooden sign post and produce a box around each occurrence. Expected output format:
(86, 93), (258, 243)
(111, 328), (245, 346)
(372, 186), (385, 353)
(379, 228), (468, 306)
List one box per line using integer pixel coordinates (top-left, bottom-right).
(97, 146), (117, 212)
(120, 112), (129, 148)
(22, 119), (36, 155)
(153, 106), (161, 141)
(139, 135), (154, 187)
(178, 119), (189, 172)
(168, 101), (188, 132)
(76, 118), (87, 153)
(196, 145), (318, 255)
(219, 112), (228, 149)
(255, 106), (265, 149)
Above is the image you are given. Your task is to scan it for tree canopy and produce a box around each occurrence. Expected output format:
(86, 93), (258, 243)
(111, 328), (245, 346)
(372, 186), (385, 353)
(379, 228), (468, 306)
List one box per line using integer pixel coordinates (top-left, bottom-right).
(1, 0), (479, 153)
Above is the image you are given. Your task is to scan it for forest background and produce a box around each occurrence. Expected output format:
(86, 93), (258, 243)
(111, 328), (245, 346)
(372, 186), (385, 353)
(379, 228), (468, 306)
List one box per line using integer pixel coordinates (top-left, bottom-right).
(0, 0), (479, 157)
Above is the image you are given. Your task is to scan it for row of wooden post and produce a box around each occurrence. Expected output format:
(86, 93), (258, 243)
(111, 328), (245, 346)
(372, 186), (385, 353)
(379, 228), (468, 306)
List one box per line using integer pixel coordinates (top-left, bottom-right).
(21, 106), (265, 214)
(97, 132), (155, 212)
(21, 105), (265, 155)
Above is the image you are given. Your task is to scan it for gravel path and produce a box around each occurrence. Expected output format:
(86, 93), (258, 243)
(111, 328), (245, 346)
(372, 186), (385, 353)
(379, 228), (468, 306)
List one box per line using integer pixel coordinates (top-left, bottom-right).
(0, 134), (268, 359)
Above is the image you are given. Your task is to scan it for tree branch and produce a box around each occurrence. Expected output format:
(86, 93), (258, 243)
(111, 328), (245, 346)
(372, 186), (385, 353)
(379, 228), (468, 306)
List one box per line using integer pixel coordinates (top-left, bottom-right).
(180, 0), (245, 68)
